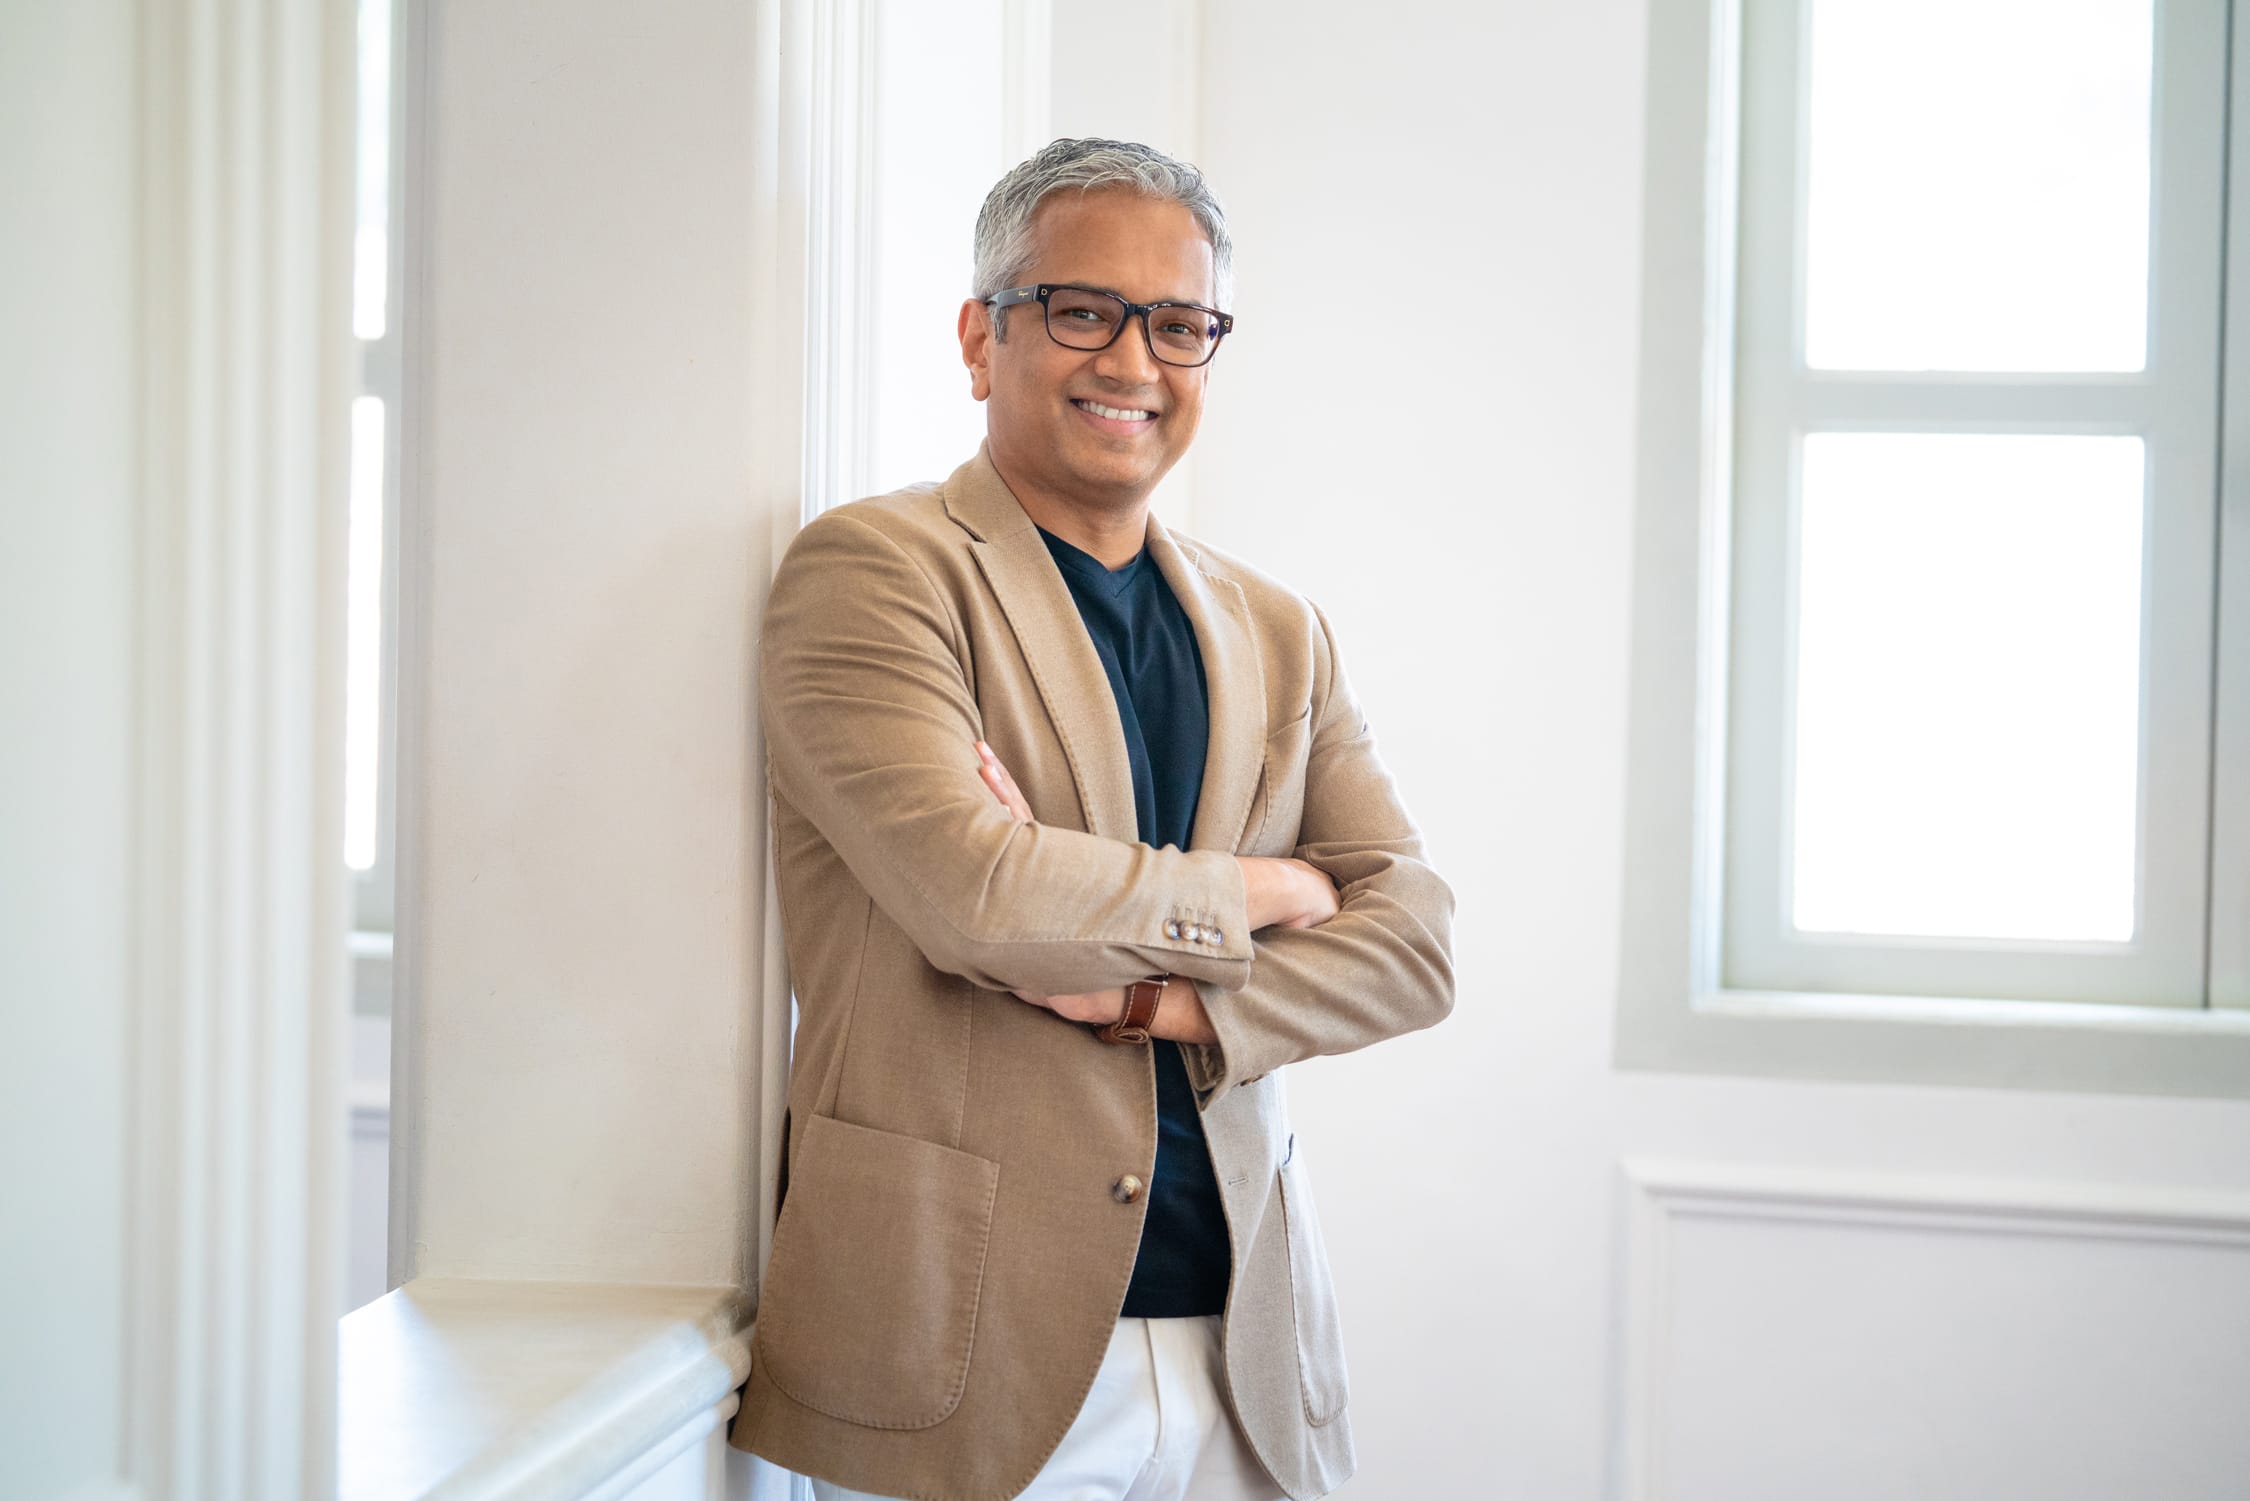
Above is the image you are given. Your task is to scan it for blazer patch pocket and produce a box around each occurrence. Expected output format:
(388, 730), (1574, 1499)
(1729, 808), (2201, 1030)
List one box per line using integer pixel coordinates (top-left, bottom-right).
(1247, 705), (1315, 855)
(753, 1112), (1001, 1430)
(1276, 1145), (1351, 1425)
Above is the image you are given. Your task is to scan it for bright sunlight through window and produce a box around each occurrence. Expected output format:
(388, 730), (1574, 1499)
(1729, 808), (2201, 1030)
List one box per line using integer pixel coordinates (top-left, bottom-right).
(1791, 432), (2146, 943)
(1804, 0), (2153, 372)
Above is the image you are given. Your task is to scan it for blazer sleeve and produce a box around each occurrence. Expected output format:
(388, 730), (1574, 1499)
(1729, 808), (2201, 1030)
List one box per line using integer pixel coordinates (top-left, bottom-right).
(1176, 601), (1456, 1108)
(760, 508), (1255, 997)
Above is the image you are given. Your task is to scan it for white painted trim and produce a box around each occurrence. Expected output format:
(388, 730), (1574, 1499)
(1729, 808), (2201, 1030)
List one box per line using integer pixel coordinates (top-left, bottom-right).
(1001, 0), (1055, 165)
(576, 1397), (739, 1501)
(1614, 0), (2250, 1097)
(386, 0), (432, 1295)
(1607, 1158), (2250, 1500)
(1622, 1156), (2250, 1241)
(125, 0), (357, 1495)
(737, 17), (890, 1497)
(744, 0), (821, 1314)
(800, 0), (878, 515)
(336, 1280), (753, 1501)
(2212, 0), (2250, 1011)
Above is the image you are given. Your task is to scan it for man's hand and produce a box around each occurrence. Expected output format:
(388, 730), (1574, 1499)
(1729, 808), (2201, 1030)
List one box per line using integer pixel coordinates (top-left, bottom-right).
(972, 738), (1257, 1045)
(975, 740), (1035, 823)
(977, 739), (1340, 933)
(1009, 975), (1218, 1044)
(979, 741), (1117, 1023)
(1238, 854), (1341, 931)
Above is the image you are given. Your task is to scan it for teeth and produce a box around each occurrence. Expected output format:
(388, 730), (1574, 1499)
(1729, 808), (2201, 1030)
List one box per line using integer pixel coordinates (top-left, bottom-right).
(1077, 399), (1153, 422)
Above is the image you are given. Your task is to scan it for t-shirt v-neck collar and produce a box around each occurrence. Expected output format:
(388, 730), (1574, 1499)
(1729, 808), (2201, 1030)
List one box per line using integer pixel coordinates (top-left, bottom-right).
(1037, 526), (1150, 598)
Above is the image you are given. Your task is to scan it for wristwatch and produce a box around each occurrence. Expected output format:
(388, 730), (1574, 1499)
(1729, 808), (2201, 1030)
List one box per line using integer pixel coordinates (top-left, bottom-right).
(1095, 975), (1169, 1045)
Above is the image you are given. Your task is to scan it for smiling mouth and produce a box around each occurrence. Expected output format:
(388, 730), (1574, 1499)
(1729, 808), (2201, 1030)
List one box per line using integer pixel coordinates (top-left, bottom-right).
(1072, 398), (1157, 422)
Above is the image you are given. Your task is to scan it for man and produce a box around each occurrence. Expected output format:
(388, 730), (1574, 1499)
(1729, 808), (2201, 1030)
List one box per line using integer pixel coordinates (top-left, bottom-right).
(727, 138), (1454, 1501)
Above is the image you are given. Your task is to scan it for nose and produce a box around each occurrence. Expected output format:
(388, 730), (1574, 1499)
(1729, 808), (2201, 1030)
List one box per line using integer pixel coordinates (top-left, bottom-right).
(1089, 311), (1165, 388)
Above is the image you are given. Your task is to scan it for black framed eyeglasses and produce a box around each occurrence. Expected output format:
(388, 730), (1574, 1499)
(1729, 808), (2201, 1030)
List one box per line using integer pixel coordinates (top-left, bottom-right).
(984, 284), (1235, 368)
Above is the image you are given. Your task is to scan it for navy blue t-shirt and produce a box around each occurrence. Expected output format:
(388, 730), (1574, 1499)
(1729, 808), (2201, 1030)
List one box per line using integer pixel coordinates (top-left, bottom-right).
(1039, 526), (1230, 1319)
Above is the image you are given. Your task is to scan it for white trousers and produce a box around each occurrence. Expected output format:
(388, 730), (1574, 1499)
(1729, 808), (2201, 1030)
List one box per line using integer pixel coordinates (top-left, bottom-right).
(809, 1315), (1286, 1501)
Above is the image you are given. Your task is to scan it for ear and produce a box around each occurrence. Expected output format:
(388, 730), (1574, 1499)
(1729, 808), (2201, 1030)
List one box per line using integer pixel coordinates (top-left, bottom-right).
(957, 298), (994, 402)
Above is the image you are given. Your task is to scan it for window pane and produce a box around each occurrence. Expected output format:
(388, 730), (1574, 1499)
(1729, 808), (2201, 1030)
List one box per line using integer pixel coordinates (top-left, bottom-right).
(345, 397), (386, 872)
(1791, 433), (2143, 941)
(1803, 0), (2153, 372)
(353, 0), (392, 340)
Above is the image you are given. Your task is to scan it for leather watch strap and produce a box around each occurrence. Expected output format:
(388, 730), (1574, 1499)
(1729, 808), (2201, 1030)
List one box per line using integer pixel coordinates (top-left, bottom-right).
(1096, 975), (1168, 1045)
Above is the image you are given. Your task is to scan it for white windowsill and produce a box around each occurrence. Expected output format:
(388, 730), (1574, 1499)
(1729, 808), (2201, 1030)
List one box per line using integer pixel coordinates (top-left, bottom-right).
(1618, 977), (2250, 1098)
(1701, 988), (2250, 1034)
(337, 1279), (754, 1501)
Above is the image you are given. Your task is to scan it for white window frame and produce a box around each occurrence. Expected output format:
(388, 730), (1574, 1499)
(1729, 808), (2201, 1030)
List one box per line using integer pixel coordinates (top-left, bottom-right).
(1727, 0), (2223, 1007)
(350, 0), (407, 1013)
(1616, 0), (2250, 1097)
(2215, 5), (2250, 1015)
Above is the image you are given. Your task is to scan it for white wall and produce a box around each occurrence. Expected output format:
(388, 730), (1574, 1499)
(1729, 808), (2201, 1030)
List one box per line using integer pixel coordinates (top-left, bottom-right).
(400, 0), (767, 1287)
(1187, 3), (2250, 1497)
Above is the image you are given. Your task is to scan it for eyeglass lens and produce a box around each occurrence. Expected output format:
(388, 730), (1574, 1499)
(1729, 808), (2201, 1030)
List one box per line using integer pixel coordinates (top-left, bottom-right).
(1044, 287), (1221, 366)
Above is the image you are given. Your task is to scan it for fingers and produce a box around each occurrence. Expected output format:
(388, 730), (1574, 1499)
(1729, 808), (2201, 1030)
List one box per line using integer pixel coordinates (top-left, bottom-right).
(974, 739), (1034, 823)
(1282, 856), (1343, 928)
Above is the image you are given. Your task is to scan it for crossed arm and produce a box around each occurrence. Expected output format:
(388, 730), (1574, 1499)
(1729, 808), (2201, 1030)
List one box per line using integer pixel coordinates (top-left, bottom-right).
(972, 738), (1342, 1043)
(762, 509), (1455, 1106)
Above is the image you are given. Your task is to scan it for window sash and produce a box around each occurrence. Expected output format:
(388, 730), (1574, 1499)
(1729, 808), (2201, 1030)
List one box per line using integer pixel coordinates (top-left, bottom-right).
(1724, 0), (2228, 1007)
(352, 0), (407, 943)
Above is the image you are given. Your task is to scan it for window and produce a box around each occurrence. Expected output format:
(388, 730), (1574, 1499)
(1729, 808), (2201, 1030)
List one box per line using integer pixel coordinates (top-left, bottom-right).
(1617, 0), (2250, 1095)
(348, 0), (405, 966)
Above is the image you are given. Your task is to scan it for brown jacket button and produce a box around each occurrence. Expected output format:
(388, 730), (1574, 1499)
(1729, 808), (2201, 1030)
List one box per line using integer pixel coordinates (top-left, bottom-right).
(1112, 1173), (1144, 1204)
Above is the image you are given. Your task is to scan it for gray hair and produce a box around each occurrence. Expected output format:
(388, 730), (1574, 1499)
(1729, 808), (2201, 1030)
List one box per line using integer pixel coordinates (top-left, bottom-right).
(971, 138), (1234, 324)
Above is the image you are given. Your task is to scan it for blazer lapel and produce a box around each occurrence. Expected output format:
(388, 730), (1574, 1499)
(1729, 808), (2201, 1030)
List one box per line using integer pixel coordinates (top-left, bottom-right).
(945, 448), (1140, 843)
(943, 445), (1267, 854)
(1147, 517), (1266, 855)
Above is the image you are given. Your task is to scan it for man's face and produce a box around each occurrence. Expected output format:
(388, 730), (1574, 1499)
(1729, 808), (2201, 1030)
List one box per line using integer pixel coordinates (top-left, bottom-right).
(959, 189), (1220, 508)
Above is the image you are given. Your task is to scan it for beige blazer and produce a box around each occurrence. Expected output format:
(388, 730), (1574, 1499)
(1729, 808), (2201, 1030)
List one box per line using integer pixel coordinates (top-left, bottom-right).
(726, 447), (1455, 1501)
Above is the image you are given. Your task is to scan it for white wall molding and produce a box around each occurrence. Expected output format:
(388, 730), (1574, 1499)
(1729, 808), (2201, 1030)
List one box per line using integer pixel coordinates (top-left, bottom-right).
(1621, 1155), (2250, 1245)
(1609, 1158), (2250, 1500)
(126, 1), (357, 1496)
(1001, 0), (1055, 164)
(576, 1398), (738, 1501)
(385, 0), (432, 1295)
(744, 0), (853, 1307)
(799, 0), (879, 514)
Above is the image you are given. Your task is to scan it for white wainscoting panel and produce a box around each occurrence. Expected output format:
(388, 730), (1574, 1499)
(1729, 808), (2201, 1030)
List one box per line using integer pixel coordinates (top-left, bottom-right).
(1613, 1160), (2250, 1501)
